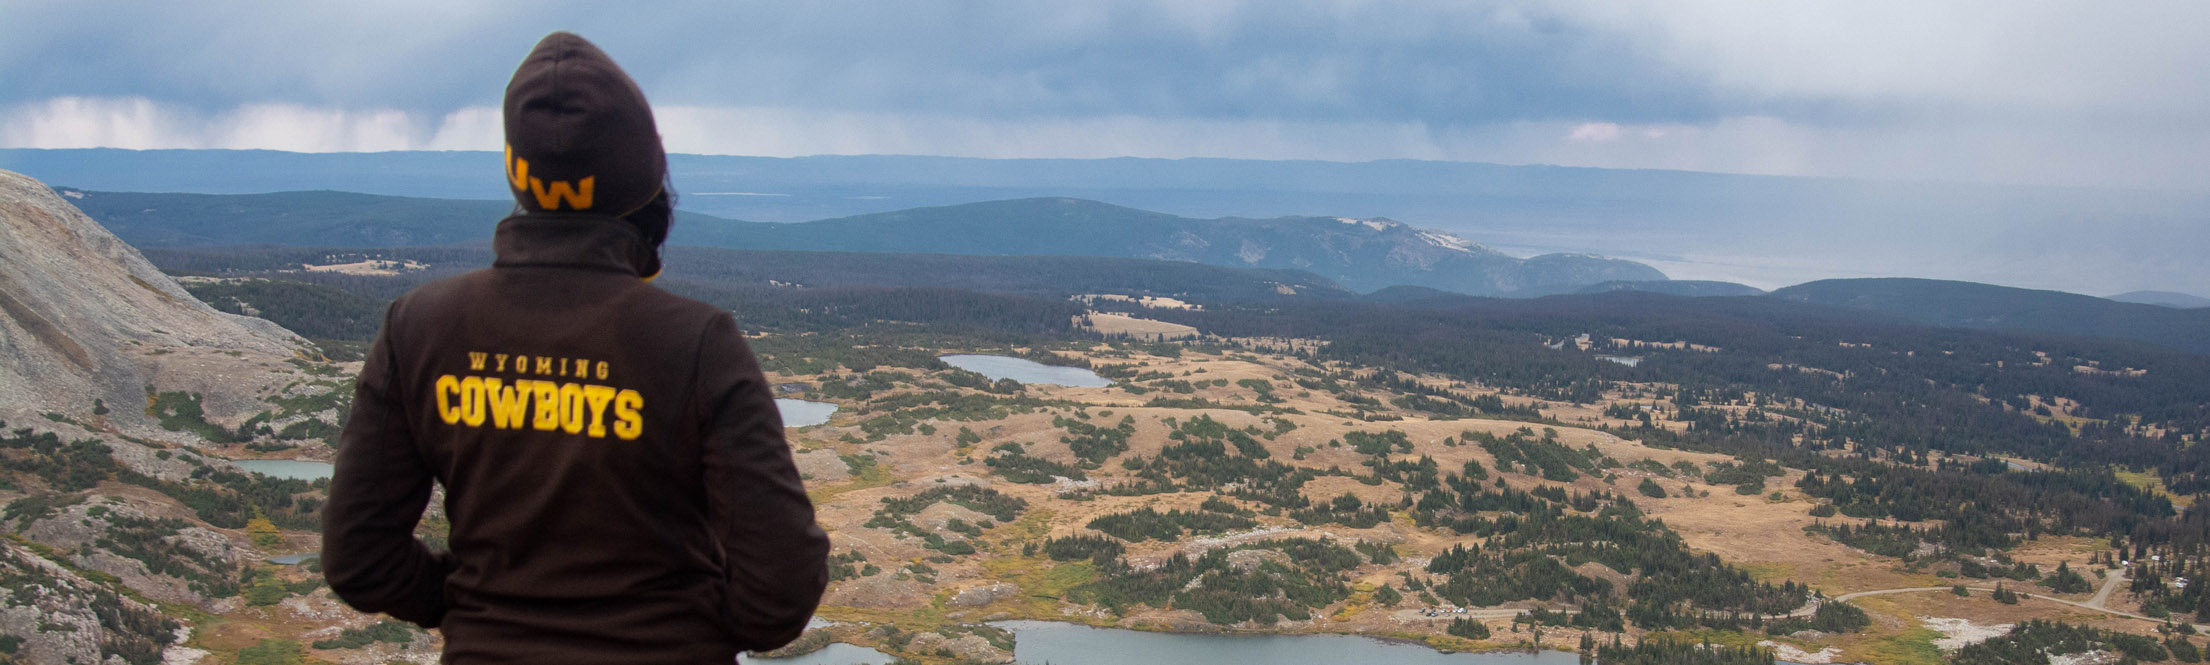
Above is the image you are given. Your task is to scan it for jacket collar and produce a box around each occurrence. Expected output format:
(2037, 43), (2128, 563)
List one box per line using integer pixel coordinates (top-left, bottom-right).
(491, 214), (653, 276)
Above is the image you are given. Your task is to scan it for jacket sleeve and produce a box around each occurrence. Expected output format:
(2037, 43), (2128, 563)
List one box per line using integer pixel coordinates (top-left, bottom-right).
(321, 320), (453, 628)
(695, 313), (829, 651)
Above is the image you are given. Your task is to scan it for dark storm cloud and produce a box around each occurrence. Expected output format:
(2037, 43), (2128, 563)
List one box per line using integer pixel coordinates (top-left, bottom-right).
(4, 1), (2208, 191)
(0, 1), (1757, 126)
(0, 2), (522, 113)
(628, 2), (1746, 125)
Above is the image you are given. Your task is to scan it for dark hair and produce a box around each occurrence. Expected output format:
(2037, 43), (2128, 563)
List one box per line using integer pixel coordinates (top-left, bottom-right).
(622, 177), (676, 247)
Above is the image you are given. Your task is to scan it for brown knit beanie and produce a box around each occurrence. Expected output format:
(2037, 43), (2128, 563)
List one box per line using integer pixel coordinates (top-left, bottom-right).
(502, 32), (667, 221)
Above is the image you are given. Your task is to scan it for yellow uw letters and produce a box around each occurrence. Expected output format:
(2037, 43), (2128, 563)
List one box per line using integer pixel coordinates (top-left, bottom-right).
(505, 144), (596, 210)
(532, 176), (595, 211)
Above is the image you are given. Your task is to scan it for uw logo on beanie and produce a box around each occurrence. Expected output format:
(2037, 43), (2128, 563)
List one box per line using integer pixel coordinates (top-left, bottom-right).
(502, 32), (665, 215)
(505, 145), (595, 210)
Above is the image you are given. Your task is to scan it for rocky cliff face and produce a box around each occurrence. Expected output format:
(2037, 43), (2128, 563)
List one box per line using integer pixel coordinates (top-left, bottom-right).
(0, 170), (403, 665)
(0, 169), (310, 436)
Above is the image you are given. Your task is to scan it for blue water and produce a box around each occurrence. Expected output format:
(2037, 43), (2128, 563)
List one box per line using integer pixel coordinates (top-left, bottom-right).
(776, 399), (839, 428)
(269, 553), (320, 565)
(230, 459), (334, 481)
(939, 355), (1112, 387)
(748, 621), (1591, 665)
(749, 643), (896, 665)
(992, 621), (1587, 665)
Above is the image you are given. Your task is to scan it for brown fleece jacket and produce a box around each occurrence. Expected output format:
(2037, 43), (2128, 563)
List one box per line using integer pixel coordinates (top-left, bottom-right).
(322, 214), (828, 664)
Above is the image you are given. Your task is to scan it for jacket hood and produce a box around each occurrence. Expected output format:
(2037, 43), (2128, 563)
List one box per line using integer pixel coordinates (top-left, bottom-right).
(502, 32), (666, 218)
(491, 214), (659, 278)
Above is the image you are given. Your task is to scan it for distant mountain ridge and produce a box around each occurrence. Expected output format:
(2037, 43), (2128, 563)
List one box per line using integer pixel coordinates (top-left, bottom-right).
(2109, 290), (2210, 309)
(1773, 278), (2210, 354)
(1575, 280), (1766, 297)
(13, 148), (2207, 299)
(697, 197), (1664, 296)
(54, 189), (514, 247)
(64, 189), (1663, 297)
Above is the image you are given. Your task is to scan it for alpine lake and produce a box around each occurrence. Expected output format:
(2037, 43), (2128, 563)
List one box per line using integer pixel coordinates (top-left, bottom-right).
(938, 354), (1113, 388)
(755, 621), (1593, 665)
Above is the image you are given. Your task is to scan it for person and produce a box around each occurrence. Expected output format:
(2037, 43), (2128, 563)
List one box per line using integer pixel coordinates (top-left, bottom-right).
(322, 32), (829, 664)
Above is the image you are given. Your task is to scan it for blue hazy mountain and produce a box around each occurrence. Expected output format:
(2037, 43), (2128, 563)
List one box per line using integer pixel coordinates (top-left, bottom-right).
(8, 148), (2204, 296)
(2109, 290), (2210, 309)
(52, 189), (515, 247)
(1575, 280), (1766, 297)
(58, 188), (1659, 297)
(1773, 278), (2210, 354)
(696, 198), (1663, 296)
(56, 181), (2209, 353)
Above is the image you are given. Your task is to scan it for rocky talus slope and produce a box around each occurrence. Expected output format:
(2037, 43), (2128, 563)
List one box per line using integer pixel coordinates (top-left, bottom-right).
(0, 169), (309, 433)
(0, 170), (396, 665)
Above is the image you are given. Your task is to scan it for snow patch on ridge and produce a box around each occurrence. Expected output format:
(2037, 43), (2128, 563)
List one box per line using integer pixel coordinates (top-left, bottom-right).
(1416, 230), (1481, 253)
(1334, 216), (1399, 231)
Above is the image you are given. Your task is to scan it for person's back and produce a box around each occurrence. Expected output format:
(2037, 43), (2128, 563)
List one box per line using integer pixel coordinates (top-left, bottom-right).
(321, 32), (828, 665)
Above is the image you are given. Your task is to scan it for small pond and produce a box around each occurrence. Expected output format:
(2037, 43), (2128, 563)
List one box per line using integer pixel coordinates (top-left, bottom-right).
(776, 399), (839, 428)
(990, 621), (1586, 665)
(269, 553), (320, 565)
(230, 459), (334, 481)
(939, 354), (1112, 387)
(748, 643), (897, 665)
(751, 621), (1594, 665)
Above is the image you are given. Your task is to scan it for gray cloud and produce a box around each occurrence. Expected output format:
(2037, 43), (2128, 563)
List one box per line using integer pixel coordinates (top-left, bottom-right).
(3, 1), (2208, 190)
(0, 1), (1776, 122)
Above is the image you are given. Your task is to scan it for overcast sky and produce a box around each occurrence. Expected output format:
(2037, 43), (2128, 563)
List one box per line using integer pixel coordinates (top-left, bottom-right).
(4, 1), (2208, 191)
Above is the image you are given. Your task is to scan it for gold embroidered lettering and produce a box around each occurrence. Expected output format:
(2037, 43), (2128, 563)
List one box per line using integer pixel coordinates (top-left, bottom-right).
(435, 375), (462, 424)
(485, 379), (530, 429)
(505, 145), (530, 192)
(457, 376), (487, 427)
(432, 356), (638, 440)
(530, 175), (595, 211)
(558, 382), (587, 434)
(529, 380), (561, 430)
(613, 389), (644, 440)
(583, 384), (617, 437)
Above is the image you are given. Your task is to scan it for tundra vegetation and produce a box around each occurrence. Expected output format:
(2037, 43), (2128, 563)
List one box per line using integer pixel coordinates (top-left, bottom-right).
(4, 242), (2207, 665)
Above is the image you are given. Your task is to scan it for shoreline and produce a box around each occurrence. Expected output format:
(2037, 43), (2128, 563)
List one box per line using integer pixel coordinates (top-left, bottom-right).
(769, 617), (1593, 663)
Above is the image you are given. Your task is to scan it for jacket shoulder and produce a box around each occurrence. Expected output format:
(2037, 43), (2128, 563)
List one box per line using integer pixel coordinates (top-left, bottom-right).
(624, 283), (747, 331)
(379, 270), (484, 329)
(387, 270), (746, 339)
